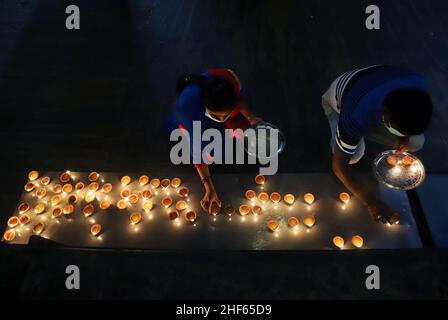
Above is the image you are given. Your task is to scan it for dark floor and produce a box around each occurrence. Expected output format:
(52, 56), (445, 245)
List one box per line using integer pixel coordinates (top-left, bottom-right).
(1, 0), (448, 299)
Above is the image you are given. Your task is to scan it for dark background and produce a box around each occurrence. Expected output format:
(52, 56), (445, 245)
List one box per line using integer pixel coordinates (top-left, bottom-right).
(1, 0), (448, 299)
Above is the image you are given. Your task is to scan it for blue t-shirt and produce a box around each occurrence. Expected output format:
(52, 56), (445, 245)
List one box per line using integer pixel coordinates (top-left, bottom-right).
(335, 65), (428, 154)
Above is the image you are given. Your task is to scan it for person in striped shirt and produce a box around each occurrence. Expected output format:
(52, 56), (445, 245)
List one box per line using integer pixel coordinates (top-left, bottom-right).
(322, 65), (433, 224)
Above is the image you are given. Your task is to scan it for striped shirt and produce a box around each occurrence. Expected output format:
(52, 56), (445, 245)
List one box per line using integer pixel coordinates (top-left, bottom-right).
(334, 65), (428, 154)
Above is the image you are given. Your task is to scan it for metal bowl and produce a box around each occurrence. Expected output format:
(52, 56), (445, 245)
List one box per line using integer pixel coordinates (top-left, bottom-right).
(373, 150), (425, 190)
(243, 122), (286, 159)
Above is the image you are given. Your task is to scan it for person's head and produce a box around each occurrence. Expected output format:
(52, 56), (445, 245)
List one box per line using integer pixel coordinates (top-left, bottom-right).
(202, 76), (237, 121)
(382, 88), (433, 136)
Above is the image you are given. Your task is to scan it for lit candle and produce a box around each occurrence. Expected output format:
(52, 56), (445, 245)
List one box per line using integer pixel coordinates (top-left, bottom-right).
(245, 189), (256, 201)
(88, 182), (99, 192)
(36, 188), (46, 199)
(120, 189), (131, 198)
(171, 177), (182, 188)
(270, 192), (281, 204)
(267, 220), (279, 232)
(52, 184), (62, 194)
(18, 202), (30, 214)
(339, 192), (350, 204)
(252, 205), (262, 216)
(117, 199), (128, 210)
(168, 210), (179, 220)
(88, 172), (100, 182)
(7, 216), (19, 228)
(284, 194), (295, 205)
(161, 178), (171, 189)
(333, 236), (345, 249)
(128, 194), (139, 204)
(90, 224), (102, 236)
(100, 200), (111, 210)
(139, 175), (149, 186)
(19, 214), (31, 225)
(34, 203), (46, 214)
(185, 211), (197, 223)
(24, 182), (35, 192)
(239, 204), (250, 216)
(351, 235), (364, 248)
(59, 171), (71, 183)
(150, 178), (161, 189)
(162, 196), (173, 208)
(303, 214), (315, 228)
(130, 212), (142, 224)
(303, 193), (315, 205)
(175, 200), (187, 211)
(178, 187), (189, 198)
(28, 170), (39, 181)
(121, 175), (131, 186)
(63, 204), (74, 215)
(258, 192), (269, 204)
(143, 200), (153, 213)
(254, 174), (266, 185)
(40, 176), (51, 186)
(102, 183), (113, 193)
(287, 217), (299, 228)
(62, 184), (73, 194)
(32, 222), (45, 235)
(85, 193), (95, 203)
(52, 207), (63, 218)
(3, 230), (16, 242)
(51, 195), (62, 206)
(83, 204), (95, 217)
(224, 205), (235, 216)
(142, 189), (153, 199)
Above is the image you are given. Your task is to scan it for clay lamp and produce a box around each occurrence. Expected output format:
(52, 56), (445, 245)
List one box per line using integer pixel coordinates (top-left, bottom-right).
(252, 205), (262, 216)
(284, 194), (295, 205)
(142, 200), (153, 213)
(63, 204), (74, 215)
(142, 189), (152, 199)
(52, 184), (62, 194)
(175, 200), (188, 211)
(62, 184), (73, 194)
(52, 207), (63, 218)
(40, 176), (51, 186)
(170, 177), (182, 188)
(88, 182), (99, 192)
(36, 188), (46, 199)
(85, 193), (95, 203)
(185, 211), (197, 223)
(339, 192), (350, 204)
(168, 210), (179, 220)
(28, 170), (39, 181)
(178, 187), (189, 198)
(120, 189), (131, 198)
(303, 214), (316, 228)
(162, 196), (173, 208)
(270, 192), (281, 204)
(288, 217), (300, 229)
(19, 214), (31, 225)
(267, 220), (279, 232)
(352, 235), (364, 248)
(210, 203), (220, 216)
(161, 178), (171, 189)
(224, 205), (235, 217)
(402, 155), (415, 166)
(24, 182), (35, 192)
(83, 204), (95, 217)
(88, 171), (100, 182)
(34, 203), (46, 214)
(7, 216), (19, 228)
(75, 182), (85, 191)
(18, 202), (30, 214)
(254, 174), (265, 185)
(303, 193), (315, 205)
(245, 189), (256, 201)
(258, 192), (269, 204)
(117, 199), (128, 210)
(90, 224), (102, 236)
(102, 183), (112, 193)
(3, 230), (16, 242)
(33, 222), (45, 235)
(59, 172), (71, 183)
(150, 178), (161, 189)
(51, 195), (62, 206)
(239, 204), (250, 216)
(121, 175), (131, 186)
(333, 236), (345, 249)
(128, 194), (139, 204)
(139, 175), (149, 186)
(100, 200), (111, 210)
(130, 212), (142, 225)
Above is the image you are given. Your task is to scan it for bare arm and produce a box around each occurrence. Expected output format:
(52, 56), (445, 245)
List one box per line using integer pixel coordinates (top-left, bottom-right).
(194, 164), (221, 214)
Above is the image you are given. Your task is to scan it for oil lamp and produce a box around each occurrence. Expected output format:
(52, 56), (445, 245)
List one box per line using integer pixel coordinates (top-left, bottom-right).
(3, 230), (16, 242)
(252, 205), (262, 216)
(168, 210), (179, 220)
(171, 177), (182, 188)
(128, 194), (139, 204)
(161, 178), (171, 189)
(303, 214), (315, 228)
(102, 183), (112, 193)
(287, 217), (299, 228)
(270, 192), (281, 204)
(33, 222), (45, 234)
(75, 182), (85, 191)
(224, 205), (235, 216)
(402, 155), (414, 166)
(83, 204), (95, 217)
(85, 193), (95, 203)
(143, 200), (153, 213)
(178, 187), (189, 198)
(28, 170), (39, 181)
(303, 193), (315, 205)
(62, 184), (73, 194)
(36, 188), (46, 199)
(162, 196), (173, 208)
(100, 200), (111, 210)
(175, 200), (187, 211)
(121, 175), (131, 186)
(254, 174), (265, 185)
(185, 210), (197, 223)
(19, 214), (31, 225)
(63, 204), (74, 215)
(267, 220), (279, 232)
(351, 235), (364, 248)
(339, 192), (350, 204)
(333, 236), (345, 249)
(210, 203), (220, 216)
(117, 199), (128, 210)
(67, 194), (78, 204)
(258, 192), (269, 204)
(7, 216), (19, 228)
(52, 184), (62, 194)
(120, 189), (131, 198)
(59, 171), (71, 183)
(52, 207), (63, 218)
(88, 182), (99, 192)
(284, 194), (295, 205)
(88, 172), (99, 182)
(130, 212), (142, 224)
(51, 195), (62, 206)
(24, 182), (35, 192)
(142, 189), (152, 199)
(139, 175), (149, 186)
(245, 189), (256, 201)
(90, 224), (102, 236)
(239, 204), (250, 216)
(40, 176), (51, 186)
(18, 202), (30, 214)
(34, 203), (46, 214)
(150, 178), (161, 188)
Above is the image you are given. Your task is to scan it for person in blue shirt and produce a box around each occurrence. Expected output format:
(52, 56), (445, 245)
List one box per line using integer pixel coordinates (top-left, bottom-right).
(166, 69), (264, 215)
(322, 65), (433, 224)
